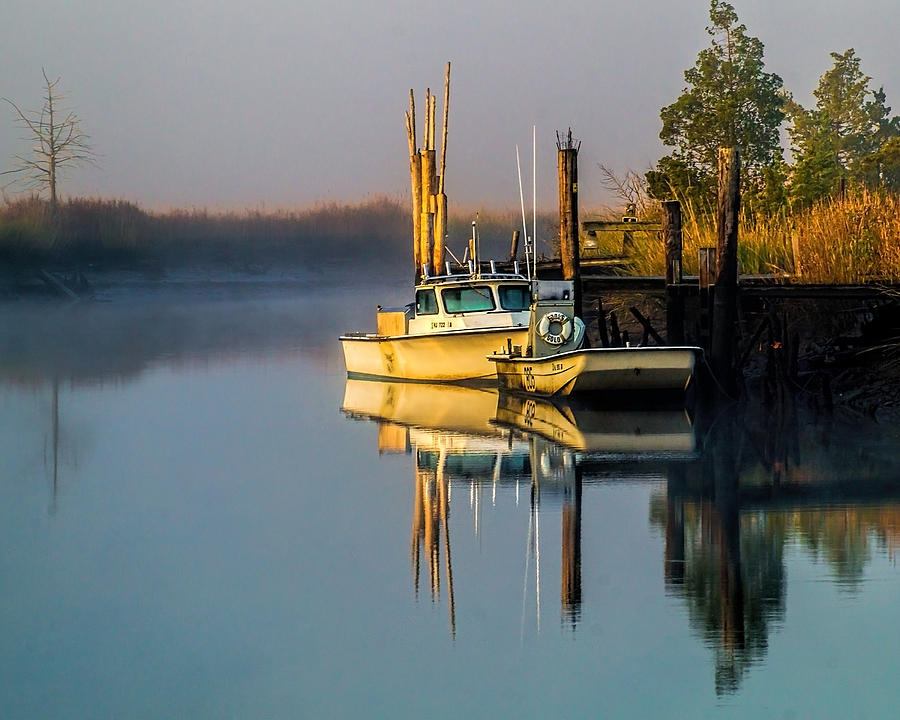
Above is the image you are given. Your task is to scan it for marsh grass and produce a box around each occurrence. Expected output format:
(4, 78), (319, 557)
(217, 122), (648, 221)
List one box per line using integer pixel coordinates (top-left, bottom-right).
(0, 195), (560, 272)
(791, 190), (900, 283)
(620, 189), (900, 283)
(0, 196), (412, 270)
(3, 190), (900, 283)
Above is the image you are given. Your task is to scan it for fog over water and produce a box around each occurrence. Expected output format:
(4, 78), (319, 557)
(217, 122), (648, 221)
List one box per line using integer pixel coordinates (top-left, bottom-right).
(3, 0), (900, 209)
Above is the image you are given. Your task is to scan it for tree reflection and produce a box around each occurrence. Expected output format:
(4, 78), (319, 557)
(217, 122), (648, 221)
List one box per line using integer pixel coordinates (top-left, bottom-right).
(652, 399), (900, 694)
(653, 415), (788, 694)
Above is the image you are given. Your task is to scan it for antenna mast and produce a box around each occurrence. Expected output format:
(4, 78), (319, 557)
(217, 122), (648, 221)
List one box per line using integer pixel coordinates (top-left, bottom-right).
(532, 125), (537, 277)
(516, 145), (531, 281)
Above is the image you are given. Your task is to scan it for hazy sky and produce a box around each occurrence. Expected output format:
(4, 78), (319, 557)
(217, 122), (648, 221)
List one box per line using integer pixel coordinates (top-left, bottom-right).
(2, 0), (899, 211)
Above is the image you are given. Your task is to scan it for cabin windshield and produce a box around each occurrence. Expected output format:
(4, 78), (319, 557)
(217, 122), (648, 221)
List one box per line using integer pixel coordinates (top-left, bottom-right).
(415, 288), (438, 315)
(441, 285), (495, 313)
(498, 284), (531, 311)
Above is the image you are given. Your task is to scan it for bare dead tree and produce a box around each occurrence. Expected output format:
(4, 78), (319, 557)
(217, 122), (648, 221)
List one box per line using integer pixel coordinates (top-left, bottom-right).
(2, 69), (96, 210)
(597, 164), (658, 219)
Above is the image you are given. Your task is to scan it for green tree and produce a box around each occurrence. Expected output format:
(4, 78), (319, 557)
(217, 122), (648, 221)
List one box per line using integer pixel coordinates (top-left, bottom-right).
(787, 49), (900, 203)
(647, 0), (785, 213)
(860, 136), (900, 190)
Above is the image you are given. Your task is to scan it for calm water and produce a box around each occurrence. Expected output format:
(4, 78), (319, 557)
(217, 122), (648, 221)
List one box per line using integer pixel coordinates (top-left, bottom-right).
(3, 275), (900, 718)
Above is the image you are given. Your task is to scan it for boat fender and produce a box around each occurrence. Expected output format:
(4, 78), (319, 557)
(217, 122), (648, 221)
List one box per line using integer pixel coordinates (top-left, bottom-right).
(537, 311), (573, 345)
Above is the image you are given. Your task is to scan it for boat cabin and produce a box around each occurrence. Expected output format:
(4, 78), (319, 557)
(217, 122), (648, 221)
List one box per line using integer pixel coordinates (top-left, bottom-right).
(376, 273), (534, 337)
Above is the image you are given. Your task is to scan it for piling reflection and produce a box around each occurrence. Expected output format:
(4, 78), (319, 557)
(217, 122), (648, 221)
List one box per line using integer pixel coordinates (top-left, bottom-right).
(344, 378), (900, 694)
(342, 378), (697, 634)
(651, 402), (900, 694)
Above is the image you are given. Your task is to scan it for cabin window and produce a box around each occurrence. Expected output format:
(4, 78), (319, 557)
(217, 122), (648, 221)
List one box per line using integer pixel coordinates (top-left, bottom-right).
(498, 284), (531, 311)
(415, 289), (439, 315)
(441, 286), (495, 313)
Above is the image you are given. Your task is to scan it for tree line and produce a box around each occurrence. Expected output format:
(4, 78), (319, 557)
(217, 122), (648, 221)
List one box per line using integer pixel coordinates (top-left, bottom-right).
(646, 0), (900, 214)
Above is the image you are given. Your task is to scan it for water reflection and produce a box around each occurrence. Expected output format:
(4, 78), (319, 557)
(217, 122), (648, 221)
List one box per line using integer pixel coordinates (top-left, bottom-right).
(1, 294), (348, 519)
(343, 378), (900, 694)
(342, 379), (698, 635)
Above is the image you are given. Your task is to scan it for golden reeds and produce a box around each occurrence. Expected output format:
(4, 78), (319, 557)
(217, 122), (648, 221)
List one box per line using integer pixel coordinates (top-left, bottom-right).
(621, 189), (900, 283)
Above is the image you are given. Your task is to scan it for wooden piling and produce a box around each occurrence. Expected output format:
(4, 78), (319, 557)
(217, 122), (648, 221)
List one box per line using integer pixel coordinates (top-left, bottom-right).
(712, 147), (740, 395)
(662, 200), (683, 286)
(420, 148), (436, 277)
(438, 62), (450, 197)
(433, 62), (451, 273)
(557, 129), (582, 318)
(433, 192), (447, 272)
(406, 95), (422, 279)
(510, 229), (520, 261)
(406, 65), (452, 282)
(698, 247), (717, 353)
(699, 248), (718, 288)
(662, 200), (684, 345)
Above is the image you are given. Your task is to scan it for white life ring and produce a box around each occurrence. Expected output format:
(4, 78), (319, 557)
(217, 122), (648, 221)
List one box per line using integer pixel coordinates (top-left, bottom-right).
(537, 311), (573, 345)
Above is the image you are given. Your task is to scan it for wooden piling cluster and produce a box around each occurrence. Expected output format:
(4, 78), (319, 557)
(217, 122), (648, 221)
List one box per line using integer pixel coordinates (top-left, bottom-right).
(406, 63), (451, 282)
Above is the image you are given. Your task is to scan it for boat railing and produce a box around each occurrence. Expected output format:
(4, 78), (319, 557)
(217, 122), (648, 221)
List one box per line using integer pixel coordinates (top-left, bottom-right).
(423, 271), (529, 285)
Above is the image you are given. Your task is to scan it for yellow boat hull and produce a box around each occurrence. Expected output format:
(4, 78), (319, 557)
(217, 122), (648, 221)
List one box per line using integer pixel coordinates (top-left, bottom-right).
(341, 326), (529, 382)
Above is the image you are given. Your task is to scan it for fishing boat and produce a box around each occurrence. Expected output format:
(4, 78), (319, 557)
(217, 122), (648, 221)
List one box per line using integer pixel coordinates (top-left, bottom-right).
(340, 271), (586, 383)
(488, 296), (702, 398)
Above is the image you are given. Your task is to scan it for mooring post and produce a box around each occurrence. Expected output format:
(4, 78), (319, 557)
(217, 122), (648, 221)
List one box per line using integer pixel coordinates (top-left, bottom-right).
(432, 62), (451, 274)
(433, 192), (447, 272)
(509, 230), (520, 261)
(417, 88), (437, 279)
(698, 247), (717, 354)
(405, 92), (422, 281)
(662, 200), (684, 345)
(420, 146), (435, 278)
(712, 147), (740, 396)
(557, 129), (582, 318)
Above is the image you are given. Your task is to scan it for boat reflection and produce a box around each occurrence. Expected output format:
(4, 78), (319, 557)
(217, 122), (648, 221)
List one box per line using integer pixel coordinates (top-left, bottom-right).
(343, 378), (900, 695)
(342, 378), (699, 635)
